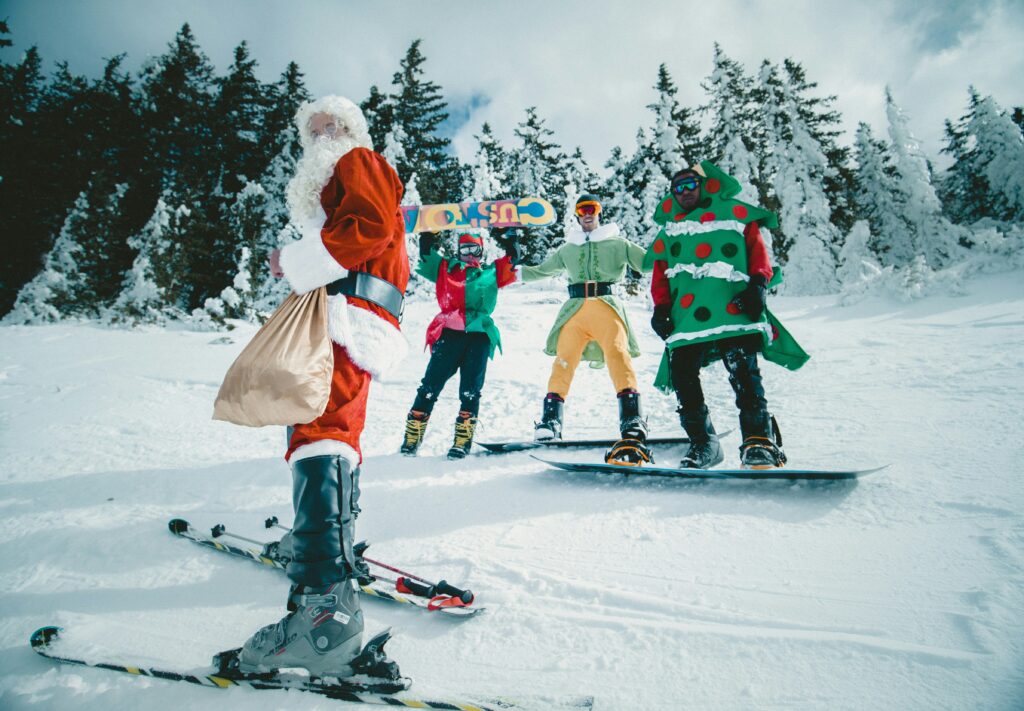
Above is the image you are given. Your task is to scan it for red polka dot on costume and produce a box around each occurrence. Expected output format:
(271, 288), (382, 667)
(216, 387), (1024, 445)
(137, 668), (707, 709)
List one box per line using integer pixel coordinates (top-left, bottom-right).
(680, 293), (695, 308)
(726, 302), (741, 315)
(673, 213), (686, 221)
(695, 243), (712, 259)
(732, 205), (748, 219)
(653, 239), (665, 254)
(771, 325), (779, 341)
(700, 212), (716, 223)
(705, 178), (721, 193)
(662, 198), (674, 214)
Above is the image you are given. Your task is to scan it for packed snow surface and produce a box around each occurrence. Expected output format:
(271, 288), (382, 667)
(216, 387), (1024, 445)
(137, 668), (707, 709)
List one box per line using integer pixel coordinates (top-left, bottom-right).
(1, 274), (1022, 710)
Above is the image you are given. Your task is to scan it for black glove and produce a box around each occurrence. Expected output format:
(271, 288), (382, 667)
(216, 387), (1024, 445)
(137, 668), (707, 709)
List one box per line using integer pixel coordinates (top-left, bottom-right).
(419, 232), (437, 258)
(504, 239), (522, 266)
(730, 274), (768, 320)
(651, 303), (673, 341)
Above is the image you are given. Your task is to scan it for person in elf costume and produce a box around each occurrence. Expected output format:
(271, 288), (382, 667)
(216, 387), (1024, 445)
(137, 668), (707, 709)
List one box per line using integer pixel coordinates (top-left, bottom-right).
(646, 162), (809, 469)
(400, 230), (520, 459)
(521, 194), (653, 465)
(236, 95), (410, 679)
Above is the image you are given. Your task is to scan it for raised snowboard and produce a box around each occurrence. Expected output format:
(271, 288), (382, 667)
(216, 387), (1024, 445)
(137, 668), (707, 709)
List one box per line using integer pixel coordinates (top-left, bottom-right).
(532, 456), (887, 480)
(479, 436), (695, 454)
(402, 197), (556, 234)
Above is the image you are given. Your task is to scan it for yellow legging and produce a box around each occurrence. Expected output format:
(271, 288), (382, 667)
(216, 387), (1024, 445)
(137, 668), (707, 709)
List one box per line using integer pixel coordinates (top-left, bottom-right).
(547, 299), (638, 398)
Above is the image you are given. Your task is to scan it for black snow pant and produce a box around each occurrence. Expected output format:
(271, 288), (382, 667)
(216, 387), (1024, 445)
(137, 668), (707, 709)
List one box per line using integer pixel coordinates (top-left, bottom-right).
(411, 328), (491, 417)
(669, 334), (768, 419)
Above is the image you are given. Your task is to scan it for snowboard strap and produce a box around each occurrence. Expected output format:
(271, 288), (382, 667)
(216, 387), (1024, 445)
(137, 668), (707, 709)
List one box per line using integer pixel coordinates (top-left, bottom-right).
(327, 271), (405, 322)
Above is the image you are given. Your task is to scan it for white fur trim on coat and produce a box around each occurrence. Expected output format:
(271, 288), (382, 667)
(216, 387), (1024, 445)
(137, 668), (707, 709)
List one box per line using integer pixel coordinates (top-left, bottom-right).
(326, 295), (409, 381)
(666, 321), (771, 345)
(289, 439), (360, 468)
(566, 222), (621, 245)
(665, 261), (750, 283)
(279, 212), (349, 295)
(664, 219), (746, 236)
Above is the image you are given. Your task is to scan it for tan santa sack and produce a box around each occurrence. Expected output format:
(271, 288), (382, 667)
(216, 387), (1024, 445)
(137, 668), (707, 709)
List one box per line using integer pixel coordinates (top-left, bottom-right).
(213, 288), (333, 427)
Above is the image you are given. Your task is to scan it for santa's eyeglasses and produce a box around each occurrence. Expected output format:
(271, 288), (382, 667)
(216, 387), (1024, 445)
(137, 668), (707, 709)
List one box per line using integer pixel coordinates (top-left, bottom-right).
(672, 177), (701, 194)
(575, 202), (601, 216)
(311, 122), (339, 139)
(458, 243), (483, 258)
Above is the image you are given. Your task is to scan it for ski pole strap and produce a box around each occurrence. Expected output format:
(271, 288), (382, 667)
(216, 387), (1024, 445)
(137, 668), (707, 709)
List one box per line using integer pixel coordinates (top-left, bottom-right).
(326, 271), (405, 322)
(567, 281), (613, 299)
(427, 595), (473, 611)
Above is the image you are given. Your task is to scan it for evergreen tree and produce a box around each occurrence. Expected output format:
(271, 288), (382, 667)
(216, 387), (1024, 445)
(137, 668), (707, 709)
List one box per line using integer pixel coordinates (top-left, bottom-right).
(4, 190), (91, 323)
(109, 196), (182, 323)
(602, 145), (645, 244)
(467, 122), (508, 201)
(214, 42), (268, 198)
(963, 94), (1024, 222)
(648, 64), (686, 174)
(837, 220), (881, 287)
(510, 106), (565, 262)
(701, 44), (761, 204)
(253, 127), (302, 316)
(938, 87), (989, 222)
(387, 40), (458, 202)
(885, 87), (966, 268)
(852, 122), (912, 266)
(758, 61), (838, 293)
(360, 84), (393, 152)
(262, 62), (310, 167)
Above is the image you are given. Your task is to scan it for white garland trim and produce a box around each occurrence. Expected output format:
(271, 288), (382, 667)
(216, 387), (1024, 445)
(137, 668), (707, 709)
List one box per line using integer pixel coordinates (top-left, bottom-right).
(665, 261), (750, 283)
(326, 295), (409, 381)
(290, 439), (360, 468)
(279, 211), (349, 295)
(664, 219), (746, 236)
(667, 321), (771, 344)
(566, 222), (620, 245)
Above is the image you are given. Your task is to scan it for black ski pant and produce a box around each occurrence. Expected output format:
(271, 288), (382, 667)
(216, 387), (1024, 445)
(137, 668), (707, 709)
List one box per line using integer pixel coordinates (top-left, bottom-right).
(411, 328), (491, 417)
(669, 334), (767, 419)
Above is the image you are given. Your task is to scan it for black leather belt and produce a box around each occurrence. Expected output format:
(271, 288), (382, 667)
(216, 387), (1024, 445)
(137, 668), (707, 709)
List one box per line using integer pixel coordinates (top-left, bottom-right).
(327, 271), (405, 321)
(568, 281), (613, 299)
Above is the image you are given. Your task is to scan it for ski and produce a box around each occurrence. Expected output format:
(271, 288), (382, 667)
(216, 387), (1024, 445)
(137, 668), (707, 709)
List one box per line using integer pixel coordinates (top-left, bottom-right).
(31, 626), (554, 710)
(532, 456), (888, 480)
(477, 430), (733, 454)
(168, 518), (483, 617)
(401, 197), (555, 234)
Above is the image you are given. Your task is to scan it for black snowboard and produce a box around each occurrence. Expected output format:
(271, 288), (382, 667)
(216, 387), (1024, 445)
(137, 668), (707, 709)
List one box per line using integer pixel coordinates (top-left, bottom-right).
(477, 432), (733, 454)
(531, 455), (887, 480)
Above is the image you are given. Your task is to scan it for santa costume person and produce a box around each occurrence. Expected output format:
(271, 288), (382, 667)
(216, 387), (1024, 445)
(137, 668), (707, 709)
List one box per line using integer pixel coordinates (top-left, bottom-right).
(229, 95), (409, 680)
(400, 230), (519, 458)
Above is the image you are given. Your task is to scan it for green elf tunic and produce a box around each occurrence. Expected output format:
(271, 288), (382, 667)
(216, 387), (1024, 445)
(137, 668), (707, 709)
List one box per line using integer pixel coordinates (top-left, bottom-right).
(521, 223), (649, 367)
(643, 161), (810, 392)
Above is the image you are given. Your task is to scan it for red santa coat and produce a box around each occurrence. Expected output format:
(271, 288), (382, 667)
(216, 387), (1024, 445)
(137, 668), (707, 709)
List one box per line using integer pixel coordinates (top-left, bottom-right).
(278, 147), (409, 464)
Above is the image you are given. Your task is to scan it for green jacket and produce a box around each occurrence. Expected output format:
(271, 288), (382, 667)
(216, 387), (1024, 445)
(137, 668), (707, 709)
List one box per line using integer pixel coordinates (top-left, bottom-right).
(521, 223), (650, 367)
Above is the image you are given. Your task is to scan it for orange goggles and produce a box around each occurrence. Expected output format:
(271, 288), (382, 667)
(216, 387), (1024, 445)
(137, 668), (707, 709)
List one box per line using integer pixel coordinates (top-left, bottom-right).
(575, 201), (601, 216)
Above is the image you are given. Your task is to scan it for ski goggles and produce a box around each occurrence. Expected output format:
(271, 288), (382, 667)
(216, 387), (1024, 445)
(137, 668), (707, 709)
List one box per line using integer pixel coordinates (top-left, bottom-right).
(671, 176), (701, 194)
(458, 243), (483, 258)
(575, 201), (601, 216)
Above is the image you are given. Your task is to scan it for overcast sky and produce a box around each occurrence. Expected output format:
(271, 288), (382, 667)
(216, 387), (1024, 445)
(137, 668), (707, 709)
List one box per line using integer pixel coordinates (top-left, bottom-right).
(4, 0), (1022, 173)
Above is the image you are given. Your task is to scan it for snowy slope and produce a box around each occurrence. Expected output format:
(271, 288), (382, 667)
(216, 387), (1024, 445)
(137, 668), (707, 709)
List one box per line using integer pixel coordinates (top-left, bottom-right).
(1, 273), (1022, 710)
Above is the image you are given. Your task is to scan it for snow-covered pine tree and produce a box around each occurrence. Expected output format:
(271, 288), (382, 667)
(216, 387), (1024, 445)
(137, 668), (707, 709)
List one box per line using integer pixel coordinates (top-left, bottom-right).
(253, 126), (302, 317)
(214, 42), (268, 199)
(938, 88), (985, 223)
(602, 145), (646, 247)
(701, 44), (761, 204)
(360, 84), (393, 154)
(852, 122), (912, 266)
(263, 62), (311, 160)
(836, 220), (881, 287)
(510, 106), (565, 262)
(964, 94), (1024, 223)
(387, 40), (459, 203)
(4, 190), (90, 323)
(885, 87), (967, 268)
(758, 61), (838, 294)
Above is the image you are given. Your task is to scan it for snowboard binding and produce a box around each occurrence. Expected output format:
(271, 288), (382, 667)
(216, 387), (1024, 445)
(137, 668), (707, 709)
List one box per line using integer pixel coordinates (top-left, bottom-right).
(739, 415), (787, 469)
(604, 438), (654, 467)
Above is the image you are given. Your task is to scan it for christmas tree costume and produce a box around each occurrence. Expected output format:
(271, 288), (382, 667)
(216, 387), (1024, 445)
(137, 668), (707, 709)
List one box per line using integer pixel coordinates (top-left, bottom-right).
(401, 232), (518, 459)
(646, 162), (809, 468)
(521, 195), (651, 459)
(230, 96), (408, 679)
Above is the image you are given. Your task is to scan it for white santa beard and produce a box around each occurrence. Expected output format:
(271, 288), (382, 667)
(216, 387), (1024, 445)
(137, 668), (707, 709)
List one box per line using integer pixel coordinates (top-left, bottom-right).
(286, 136), (360, 224)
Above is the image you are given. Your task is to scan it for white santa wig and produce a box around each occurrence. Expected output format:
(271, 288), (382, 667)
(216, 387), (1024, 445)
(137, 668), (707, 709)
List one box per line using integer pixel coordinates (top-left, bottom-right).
(294, 95), (373, 151)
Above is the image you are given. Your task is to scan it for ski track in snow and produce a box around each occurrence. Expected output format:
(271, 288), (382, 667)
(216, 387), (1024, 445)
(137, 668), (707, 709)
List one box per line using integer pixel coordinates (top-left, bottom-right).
(1, 275), (1023, 710)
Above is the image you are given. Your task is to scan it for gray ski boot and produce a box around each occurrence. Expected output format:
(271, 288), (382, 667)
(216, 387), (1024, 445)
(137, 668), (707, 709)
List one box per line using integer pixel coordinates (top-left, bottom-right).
(678, 406), (724, 469)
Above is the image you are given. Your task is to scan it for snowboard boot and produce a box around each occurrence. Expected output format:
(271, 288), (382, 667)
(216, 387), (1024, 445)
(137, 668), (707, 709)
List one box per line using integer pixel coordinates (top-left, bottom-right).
(605, 390), (653, 465)
(678, 406), (724, 469)
(533, 393), (564, 441)
(739, 409), (787, 469)
(237, 580), (366, 676)
(447, 411), (478, 459)
(400, 410), (429, 456)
